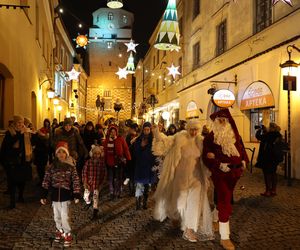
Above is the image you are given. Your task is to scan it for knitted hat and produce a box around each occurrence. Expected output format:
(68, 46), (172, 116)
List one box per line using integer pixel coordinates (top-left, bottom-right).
(63, 117), (73, 126)
(55, 141), (69, 156)
(143, 122), (152, 128)
(13, 115), (24, 124)
(89, 145), (104, 157)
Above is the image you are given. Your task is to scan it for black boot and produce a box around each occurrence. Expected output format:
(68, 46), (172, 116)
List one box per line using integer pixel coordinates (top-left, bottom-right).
(91, 209), (98, 220)
(143, 185), (149, 210)
(136, 196), (142, 210)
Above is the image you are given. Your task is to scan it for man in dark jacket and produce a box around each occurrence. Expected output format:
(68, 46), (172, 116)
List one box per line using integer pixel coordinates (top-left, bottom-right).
(53, 118), (88, 177)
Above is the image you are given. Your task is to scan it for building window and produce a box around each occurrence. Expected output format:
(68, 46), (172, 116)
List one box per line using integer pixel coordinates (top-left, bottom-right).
(123, 15), (128, 23)
(157, 50), (160, 65)
(255, 0), (272, 33)
(163, 73), (166, 90)
(250, 108), (275, 142)
(153, 56), (156, 69)
(193, 0), (200, 20)
(107, 41), (113, 49)
(179, 17), (183, 35)
(216, 20), (227, 56)
(104, 90), (111, 97)
(108, 12), (113, 20)
(156, 79), (159, 95)
(35, 1), (40, 43)
(193, 42), (200, 69)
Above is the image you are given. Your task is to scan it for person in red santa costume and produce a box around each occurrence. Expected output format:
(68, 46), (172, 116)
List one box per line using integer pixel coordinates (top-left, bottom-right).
(202, 108), (249, 250)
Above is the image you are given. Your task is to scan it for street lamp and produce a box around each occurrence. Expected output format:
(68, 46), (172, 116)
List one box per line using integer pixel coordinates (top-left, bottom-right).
(280, 44), (300, 186)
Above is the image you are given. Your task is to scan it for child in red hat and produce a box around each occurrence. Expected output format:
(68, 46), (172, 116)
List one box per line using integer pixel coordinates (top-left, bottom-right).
(40, 141), (81, 248)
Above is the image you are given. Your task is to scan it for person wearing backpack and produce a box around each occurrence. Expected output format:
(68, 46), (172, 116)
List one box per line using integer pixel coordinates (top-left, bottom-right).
(255, 122), (283, 197)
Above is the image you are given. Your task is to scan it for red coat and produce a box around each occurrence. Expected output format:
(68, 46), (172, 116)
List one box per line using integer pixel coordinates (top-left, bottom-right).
(202, 132), (249, 173)
(103, 136), (131, 167)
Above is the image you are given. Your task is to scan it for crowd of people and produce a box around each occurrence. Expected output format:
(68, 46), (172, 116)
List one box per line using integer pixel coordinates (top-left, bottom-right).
(0, 110), (286, 250)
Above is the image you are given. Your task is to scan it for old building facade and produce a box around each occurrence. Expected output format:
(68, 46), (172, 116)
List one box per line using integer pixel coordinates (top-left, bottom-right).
(0, 0), (87, 131)
(136, 0), (300, 178)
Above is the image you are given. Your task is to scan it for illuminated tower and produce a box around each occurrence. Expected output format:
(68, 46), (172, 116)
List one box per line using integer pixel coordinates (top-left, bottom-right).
(87, 8), (134, 123)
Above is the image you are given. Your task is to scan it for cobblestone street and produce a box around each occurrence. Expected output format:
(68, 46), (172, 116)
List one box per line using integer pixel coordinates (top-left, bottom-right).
(0, 168), (300, 250)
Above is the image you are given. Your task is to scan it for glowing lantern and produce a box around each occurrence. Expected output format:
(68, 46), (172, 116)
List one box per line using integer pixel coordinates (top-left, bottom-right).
(75, 34), (89, 49)
(107, 0), (123, 9)
(154, 0), (181, 51)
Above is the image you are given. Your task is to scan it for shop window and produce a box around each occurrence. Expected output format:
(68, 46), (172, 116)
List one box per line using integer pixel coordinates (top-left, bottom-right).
(255, 0), (272, 34)
(250, 108), (275, 142)
(216, 20), (227, 56)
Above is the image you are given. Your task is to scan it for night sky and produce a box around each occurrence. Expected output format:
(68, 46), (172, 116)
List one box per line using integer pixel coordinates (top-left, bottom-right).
(59, 0), (167, 59)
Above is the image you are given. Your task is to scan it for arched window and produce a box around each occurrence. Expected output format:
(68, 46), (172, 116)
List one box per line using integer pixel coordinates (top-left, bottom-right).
(108, 12), (113, 20)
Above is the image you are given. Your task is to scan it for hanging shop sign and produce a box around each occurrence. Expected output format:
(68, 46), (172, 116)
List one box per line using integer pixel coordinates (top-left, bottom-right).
(212, 89), (235, 108)
(186, 101), (199, 118)
(240, 81), (275, 110)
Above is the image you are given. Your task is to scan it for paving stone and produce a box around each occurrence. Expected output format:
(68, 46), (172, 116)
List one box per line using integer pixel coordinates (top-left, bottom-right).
(1, 169), (300, 249)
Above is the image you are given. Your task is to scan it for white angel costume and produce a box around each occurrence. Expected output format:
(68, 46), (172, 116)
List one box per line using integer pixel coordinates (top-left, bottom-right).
(152, 127), (214, 240)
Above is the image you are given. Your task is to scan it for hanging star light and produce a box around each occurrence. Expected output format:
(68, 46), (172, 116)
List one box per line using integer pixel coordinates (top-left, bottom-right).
(66, 67), (81, 81)
(167, 64), (181, 79)
(74, 34), (89, 49)
(115, 67), (128, 79)
(272, 0), (293, 6)
(126, 52), (135, 74)
(124, 39), (139, 53)
(154, 0), (181, 51)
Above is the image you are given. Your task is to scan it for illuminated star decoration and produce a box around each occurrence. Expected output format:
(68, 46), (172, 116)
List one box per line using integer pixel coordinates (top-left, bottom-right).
(66, 67), (81, 81)
(272, 0), (293, 6)
(167, 64), (181, 79)
(115, 67), (128, 79)
(74, 34), (90, 49)
(124, 39), (139, 53)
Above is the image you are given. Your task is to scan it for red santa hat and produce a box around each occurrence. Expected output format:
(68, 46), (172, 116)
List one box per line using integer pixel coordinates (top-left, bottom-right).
(210, 108), (240, 141)
(55, 141), (69, 157)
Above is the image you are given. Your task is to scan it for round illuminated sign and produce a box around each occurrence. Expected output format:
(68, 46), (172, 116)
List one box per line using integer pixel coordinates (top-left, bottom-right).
(212, 89), (235, 108)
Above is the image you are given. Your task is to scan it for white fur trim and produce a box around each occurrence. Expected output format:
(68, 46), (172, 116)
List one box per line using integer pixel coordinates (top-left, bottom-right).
(55, 147), (69, 157)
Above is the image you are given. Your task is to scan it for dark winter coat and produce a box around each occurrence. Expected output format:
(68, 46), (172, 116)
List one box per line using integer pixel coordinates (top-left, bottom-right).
(133, 133), (156, 184)
(41, 158), (81, 202)
(0, 128), (33, 182)
(256, 130), (283, 168)
(33, 129), (51, 166)
(53, 126), (88, 160)
(83, 130), (97, 152)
